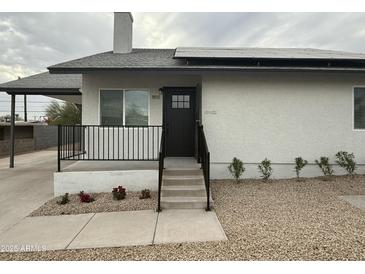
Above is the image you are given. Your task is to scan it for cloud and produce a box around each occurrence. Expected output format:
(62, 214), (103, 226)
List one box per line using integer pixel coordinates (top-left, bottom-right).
(134, 13), (365, 52)
(2, 12), (365, 82)
(1, 12), (365, 119)
(0, 12), (113, 82)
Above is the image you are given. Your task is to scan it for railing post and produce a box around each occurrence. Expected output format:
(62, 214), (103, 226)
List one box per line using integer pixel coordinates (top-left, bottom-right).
(157, 127), (165, 212)
(72, 125), (75, 159)
(206, 152), (211, 211)
(197, 129), (200, 163)
(157, 152), (162, 212)
(57, 125), (61, 172)
(199, 125), (203, 168)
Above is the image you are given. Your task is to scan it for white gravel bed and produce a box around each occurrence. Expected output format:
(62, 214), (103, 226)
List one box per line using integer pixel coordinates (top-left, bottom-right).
(29, 191), (156, 217)
(2, 175), (365, 260)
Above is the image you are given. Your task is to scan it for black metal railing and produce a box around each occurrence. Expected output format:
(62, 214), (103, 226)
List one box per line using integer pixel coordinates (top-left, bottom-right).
(197, 122), (211, 211)
(58, 125), (163, 172)
(157, 127), (166, 212)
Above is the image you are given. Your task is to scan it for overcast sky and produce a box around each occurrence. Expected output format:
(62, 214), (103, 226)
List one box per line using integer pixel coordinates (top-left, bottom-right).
(1, 12), (365, 119)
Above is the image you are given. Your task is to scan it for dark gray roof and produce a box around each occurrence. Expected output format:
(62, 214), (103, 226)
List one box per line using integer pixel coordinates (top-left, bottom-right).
(0, 72), (81, 94)
(49, 49), (184, 72)
(47, 47), (365, 73)
(175, 47), (365, 60)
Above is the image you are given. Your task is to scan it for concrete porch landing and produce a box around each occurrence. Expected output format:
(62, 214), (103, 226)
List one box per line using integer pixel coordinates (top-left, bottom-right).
(0, 209), (227, 252)
(62, 157), (199, 172)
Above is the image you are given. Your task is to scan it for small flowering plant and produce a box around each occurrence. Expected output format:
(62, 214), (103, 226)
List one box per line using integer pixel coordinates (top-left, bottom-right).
(112, 186), (126, 200)
(79, 191), (95, 203)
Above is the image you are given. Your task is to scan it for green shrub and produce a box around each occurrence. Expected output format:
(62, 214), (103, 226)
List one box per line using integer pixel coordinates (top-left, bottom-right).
(294, 157), (308, 179)
(57, 193), (69, 205)
(335, 151), (356, 175)
(228, 157), (245, 182)
(315, 157), (334, 177)
(258, 158), (273, 181)
(140, 189), (151, 199)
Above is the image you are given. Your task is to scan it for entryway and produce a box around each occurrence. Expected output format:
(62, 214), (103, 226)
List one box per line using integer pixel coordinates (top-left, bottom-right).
(163, 87), (197, 157)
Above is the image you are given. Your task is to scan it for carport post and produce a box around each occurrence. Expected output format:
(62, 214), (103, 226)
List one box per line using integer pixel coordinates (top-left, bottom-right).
(9, 94), (15, 168)
(57, 124), (61, 172)
(24, 94), (27, 122)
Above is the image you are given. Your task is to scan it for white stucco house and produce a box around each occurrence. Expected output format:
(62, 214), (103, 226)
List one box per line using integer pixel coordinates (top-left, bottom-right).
(1, 12), (365, 210)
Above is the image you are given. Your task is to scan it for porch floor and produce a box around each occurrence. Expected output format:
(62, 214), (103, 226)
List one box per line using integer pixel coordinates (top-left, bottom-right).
(62, 157), (200, 172)
(164, 157), (200, 169)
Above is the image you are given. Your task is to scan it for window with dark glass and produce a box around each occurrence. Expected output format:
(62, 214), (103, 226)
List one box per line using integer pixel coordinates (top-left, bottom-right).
(100, 90), (123, 125)
(172, 94), (190, 109)
(100, 89), (149, 126)
(354, 88), (365, 129)
(125, 90), (149, 126)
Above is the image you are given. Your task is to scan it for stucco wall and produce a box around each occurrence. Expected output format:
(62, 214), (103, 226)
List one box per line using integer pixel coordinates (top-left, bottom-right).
(82, 71), (201, 125)
(80, 71), (201, 161)
(54, 170), (158, 196)
(201, 71), (365, 179)
(79, 70), (365, 180)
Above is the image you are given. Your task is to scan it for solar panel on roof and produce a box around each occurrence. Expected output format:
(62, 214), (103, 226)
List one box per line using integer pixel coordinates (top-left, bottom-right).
(174, 47), (365, 60)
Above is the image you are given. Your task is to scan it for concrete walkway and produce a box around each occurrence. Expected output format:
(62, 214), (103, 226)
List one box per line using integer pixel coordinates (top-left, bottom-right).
(0, 209), (227, 251)
(0, 150), (72, 234)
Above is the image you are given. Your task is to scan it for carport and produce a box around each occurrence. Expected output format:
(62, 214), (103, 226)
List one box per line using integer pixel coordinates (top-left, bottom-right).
(0, 72), (81, 168)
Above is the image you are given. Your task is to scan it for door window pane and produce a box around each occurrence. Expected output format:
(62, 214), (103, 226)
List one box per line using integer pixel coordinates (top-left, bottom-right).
(171, 94), (190, 109)
(354, 88), (365, 129)
(100, 90), (123, 125)
(125, 90), (149, 126)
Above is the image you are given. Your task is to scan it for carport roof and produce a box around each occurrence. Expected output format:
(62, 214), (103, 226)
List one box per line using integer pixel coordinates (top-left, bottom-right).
(0, 72), (81, 95)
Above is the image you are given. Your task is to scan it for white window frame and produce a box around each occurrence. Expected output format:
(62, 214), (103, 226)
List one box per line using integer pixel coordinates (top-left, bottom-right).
(99, 88), (151, 126)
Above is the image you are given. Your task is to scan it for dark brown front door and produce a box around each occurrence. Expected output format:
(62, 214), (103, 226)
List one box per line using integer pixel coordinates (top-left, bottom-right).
(163, 87), (196, 157)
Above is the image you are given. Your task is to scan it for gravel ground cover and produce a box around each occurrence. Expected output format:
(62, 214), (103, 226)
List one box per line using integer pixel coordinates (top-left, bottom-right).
(29, 191), (156, 217)
(2, 175), (365, 260)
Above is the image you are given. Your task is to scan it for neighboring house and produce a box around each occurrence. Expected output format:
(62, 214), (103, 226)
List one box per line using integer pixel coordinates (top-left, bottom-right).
(1, 12), (365, 210)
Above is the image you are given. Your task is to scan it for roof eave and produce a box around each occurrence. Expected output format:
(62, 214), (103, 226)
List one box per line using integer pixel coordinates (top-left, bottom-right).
(1, 88), (81, 95)
(48, 66), (365, 74)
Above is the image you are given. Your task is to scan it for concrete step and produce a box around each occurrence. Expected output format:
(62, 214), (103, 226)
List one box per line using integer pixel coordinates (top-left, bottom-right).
(163, 169), (203, 177)
(161, 185), (206, 197)
(162, 176), (204, 186)
(161, 196), (213, 209)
